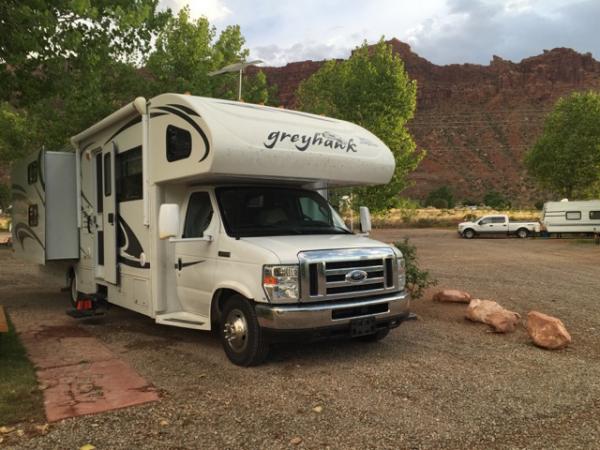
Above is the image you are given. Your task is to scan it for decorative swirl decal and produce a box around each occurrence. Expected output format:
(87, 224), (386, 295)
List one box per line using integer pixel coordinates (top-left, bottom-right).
(153, 105), (210, 162)
(117, 216), (150, 269)
(13, 222), (44, 250)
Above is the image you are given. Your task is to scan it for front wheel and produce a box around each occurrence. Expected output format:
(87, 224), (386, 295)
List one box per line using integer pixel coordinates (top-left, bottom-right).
(220, 295), (269, 366)
(463, 229), (475, 239)
(516, 228), (529, 239)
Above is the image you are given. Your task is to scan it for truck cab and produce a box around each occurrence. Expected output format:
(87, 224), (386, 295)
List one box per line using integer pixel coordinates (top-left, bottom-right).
(159, 185), (409, 366)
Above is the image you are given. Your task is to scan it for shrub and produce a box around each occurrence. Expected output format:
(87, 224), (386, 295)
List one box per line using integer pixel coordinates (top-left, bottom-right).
(425, 186), (455, 208)
(394, 238), (437, 299)
(483, 190), (511, 209)
(430, 198), (448, 209)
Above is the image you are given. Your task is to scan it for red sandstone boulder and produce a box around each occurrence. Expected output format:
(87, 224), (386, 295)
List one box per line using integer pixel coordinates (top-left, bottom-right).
(465, 299), (521, 333)
(433, 289), (472, 303)
(527, 311), (572, 350)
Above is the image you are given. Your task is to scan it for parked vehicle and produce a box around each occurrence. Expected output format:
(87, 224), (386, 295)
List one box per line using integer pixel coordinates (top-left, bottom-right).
(542, 199), (600, 235)
(458, 214), (540, 239)
(11, 94), (410, 366)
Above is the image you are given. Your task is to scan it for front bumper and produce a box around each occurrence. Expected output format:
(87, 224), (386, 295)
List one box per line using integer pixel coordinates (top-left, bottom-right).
(255, 290), (410, 331)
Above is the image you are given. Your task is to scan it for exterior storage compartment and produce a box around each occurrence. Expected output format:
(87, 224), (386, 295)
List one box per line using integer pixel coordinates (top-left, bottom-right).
(11, 149), (79, 263)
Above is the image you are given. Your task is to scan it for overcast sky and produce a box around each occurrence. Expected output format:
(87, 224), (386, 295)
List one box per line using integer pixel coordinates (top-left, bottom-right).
(158, 0), (600, 67)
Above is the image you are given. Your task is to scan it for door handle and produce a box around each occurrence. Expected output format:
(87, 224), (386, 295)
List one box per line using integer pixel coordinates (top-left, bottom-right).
(108, 213), (114, 224)
(177, 258), (182, 271)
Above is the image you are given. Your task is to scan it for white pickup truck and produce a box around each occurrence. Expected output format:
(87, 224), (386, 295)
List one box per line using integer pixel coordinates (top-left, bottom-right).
(458, 214), (540, 239)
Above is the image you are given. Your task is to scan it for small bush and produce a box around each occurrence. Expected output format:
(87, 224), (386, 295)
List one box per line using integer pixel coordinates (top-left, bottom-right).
(425, 186), (455, 208)
(483, 190), (511, 209)
(394, 238), (437, 299)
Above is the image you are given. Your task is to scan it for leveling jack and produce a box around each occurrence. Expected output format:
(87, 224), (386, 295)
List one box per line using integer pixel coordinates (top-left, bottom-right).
(66, 295), (109, 319)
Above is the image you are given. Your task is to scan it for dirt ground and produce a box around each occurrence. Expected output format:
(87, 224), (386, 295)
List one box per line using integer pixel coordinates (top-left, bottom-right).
(1, 229), (599, 449)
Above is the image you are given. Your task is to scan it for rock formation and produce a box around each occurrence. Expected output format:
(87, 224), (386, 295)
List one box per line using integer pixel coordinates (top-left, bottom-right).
(254, 39), (600, 205)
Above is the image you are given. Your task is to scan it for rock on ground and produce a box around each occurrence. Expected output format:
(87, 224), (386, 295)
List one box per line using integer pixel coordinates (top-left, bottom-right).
(465, 299), (521, 333)
(432, 289), (472, 303)
(527, 311), (572, 350)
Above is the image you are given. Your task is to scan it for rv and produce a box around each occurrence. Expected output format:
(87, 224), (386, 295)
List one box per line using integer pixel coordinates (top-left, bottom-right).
(542, 200), (600, 235)
(11, 94), (410, 366)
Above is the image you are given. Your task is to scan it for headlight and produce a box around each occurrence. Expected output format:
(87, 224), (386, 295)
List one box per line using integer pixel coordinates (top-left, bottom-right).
(397, 257), (406, 290)
(263, 265), (299, 302)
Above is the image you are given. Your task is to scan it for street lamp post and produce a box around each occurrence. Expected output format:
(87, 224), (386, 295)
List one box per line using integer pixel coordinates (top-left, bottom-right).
(208, 60), (263, 101)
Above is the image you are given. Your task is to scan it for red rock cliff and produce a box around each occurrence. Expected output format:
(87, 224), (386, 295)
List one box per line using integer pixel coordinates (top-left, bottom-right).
(255, 39), (600, 205)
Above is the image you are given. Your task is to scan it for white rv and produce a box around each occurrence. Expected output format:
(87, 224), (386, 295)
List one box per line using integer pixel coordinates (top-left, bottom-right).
(11, 94), (410, 366)
(542, 200), (600, 235)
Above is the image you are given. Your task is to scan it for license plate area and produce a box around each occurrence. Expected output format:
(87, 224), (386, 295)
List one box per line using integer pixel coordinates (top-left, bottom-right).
(350, 317), (377, 337)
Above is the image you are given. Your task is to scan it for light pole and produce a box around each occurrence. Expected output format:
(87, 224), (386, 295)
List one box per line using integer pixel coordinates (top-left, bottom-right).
(208, 60), (263, 101)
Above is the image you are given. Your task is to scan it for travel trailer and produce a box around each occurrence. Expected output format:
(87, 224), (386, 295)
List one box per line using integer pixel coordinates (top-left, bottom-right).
(11, 94), (410, 366)
(542, 200), (600, 235)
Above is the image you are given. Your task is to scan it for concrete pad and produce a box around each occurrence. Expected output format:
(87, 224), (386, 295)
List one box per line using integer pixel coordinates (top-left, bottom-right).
(14, 321), (159, 422)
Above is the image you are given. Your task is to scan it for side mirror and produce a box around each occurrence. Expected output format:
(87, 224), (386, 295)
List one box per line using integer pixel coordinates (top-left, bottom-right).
(159, 203), (180, 240)
(359, 206), (372, 234)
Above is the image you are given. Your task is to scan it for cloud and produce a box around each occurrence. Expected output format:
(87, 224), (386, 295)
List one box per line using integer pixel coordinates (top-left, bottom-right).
(405, 0), (600, 64)
(156, 0), (600, 66)
(160, 0), (231, 21)
(252, 42), (352, 67)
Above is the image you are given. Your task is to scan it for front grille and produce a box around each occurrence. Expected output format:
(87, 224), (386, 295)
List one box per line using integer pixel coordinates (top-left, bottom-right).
(299, 248), (398, 302)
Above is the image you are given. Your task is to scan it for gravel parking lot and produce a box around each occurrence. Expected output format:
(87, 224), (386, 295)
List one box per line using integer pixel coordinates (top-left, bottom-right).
(1, 229), (599, 449)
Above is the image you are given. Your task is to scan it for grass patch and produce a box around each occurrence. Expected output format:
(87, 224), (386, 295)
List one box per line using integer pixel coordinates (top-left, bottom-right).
(0, 312), (44, 426)
(371, 208), (540, 228)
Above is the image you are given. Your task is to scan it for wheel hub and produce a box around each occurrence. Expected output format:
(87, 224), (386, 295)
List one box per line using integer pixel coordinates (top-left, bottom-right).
(223, 309), (248, 353)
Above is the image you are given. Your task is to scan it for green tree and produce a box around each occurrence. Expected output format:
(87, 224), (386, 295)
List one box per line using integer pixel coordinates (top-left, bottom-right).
(297, 39), (423, 212)
(147, 7), (216, 96)
(525, 91), (600, 198)
(0, 103), (34, 163)
(425, 186), (454, 208)
(1, 0), (168, 158)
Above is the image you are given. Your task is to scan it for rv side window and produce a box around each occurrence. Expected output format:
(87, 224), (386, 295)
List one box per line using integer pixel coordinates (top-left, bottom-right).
(95, 153), (103, 212)
(566, 211), (581, 220)
(103, 153), (111, 196)
(27, 162), (38, 184)
(117, 146), (142, 202)
(166, 125), (192, 162)
(590, 211), (600, 220)
(28, 204), (38, 227)
(183, 192), (213, 238)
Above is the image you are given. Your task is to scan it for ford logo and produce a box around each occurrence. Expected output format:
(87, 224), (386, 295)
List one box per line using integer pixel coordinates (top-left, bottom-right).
(346, 269), (368, 283)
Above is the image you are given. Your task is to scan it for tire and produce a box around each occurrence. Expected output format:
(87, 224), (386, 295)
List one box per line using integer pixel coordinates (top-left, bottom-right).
(69, 270), (79, 307)
(357, 328), (390, 342)
(220, 295), (269, 366)
(516, 228), (529, 239)
(463, 229), (475, 239)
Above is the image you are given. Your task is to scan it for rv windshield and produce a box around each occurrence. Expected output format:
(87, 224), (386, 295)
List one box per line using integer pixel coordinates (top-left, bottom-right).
(216, 186), (351, 237)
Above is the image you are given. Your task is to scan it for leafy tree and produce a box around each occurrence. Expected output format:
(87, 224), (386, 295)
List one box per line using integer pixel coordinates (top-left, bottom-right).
(1, 0), (168, 157)
(425, 185), (454, 208)
(525, 91), (600, 198)
(147, 8), (216, 96)
(0, 103), (34, 163)
(297, 39), (423, 212)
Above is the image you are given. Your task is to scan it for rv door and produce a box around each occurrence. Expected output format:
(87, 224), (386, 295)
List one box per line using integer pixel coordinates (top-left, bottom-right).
(102, 143), (119, 284)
